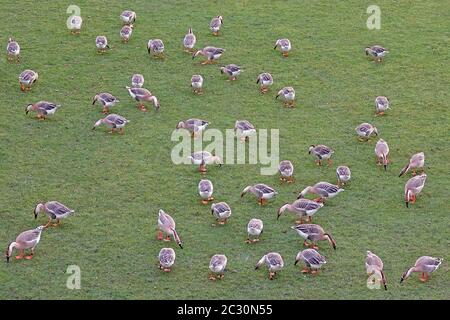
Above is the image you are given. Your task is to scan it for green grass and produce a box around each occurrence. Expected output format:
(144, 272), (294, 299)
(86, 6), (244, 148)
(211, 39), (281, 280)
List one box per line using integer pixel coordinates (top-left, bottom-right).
(0, 0), (449, 299)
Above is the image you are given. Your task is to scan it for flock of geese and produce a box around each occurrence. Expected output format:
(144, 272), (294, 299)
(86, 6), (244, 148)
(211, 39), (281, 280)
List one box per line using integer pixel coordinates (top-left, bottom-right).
(5, 9), (443, 292)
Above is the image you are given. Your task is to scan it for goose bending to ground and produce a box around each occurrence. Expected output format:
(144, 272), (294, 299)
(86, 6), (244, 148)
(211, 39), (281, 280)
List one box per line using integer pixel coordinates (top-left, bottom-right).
(92, 93), (119, 114)
(92, 114), (129, 134)
(19, 69), (38, 91)
(209, 254), (227, 280)
(365, 45), (389, 62)
(211, 202), (231, 225)
(375, 139), (390, 171)
(291, 224), (336, 250)
(401, 256), (443, 283)
(192, 47), (225, 65)
(241, 184), (277, 205)
(256, 73), (273, 93)
(189, 151), (222, 173)
(297, 182), (344, 203)
(274, 39), (291, 57)
(276, 87), (295, 107)
(366, 251), (387, 290)
(255, 252), (284, 280)
(125, 86), (159, 112)
(277, 199), (324, 224)
(404, 173), (427, 208)
(158, 248), (175, 272)
(336, 166), (351, 187)
(34, 201), (75, 228)
(157, 209), (183, 249)
(399, 152), (425, 177)
(25, 101), (61, 119)
(355, 123), (378, 141)
(176, 119), (209, 138)
(375, 96), (390, 115)
(235, 120), (256, 143)
(295, 249), (326, 275)
(309, 145), (334, 166)
(246, 218), (263, 243)
(5, 226), (45, 262)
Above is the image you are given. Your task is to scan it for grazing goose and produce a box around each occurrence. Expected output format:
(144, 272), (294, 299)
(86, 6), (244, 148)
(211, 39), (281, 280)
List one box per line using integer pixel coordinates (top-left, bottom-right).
(375, 96), (390, 115)
(375, 139), (390, 171)
(198, 179), (214, 204)
(277, 199), (324, 224)
(92, 113), (130, 134)
(401, 256), (443, 283)
(25, 101), (61, 119)
(295, 249), (327, 275)
(297, 182), (344, 203)
(366, 251), (387, 290)
(241, 184), (277, 206)
(183, 28), (196, 52)
(276, 87), (295, 107)
(209, 254), (227, 280)
(188, 151), (222, 173)
(255, 252), (284, 280)
(355, 123), (378, 141)
(120, 10), (136, 25)
(192, 46), (225, 65)
(365, 45), (389, 62)
(92, 93), (119, 114)
(211, 202), (231, 225)
(6, 37), (20, 62)
(399, 152), (425, 177)
(235, 120), (256, 142)
(209, 15), (223, 36)
(309, 145), (334, 166)
(147, 39), (165, 58)
(19, 69), (38, 91)
(95, 36), (109, 54)
(274, 38), (291, 57)
(125, 86), (159, 111)
(278, 160), (294, 183)
(246, 218), (263, 243)
(404, 173), (427, 208)
(120, 25), (133, 43)
(157, 209), (183, 248)
(5, 226), (44, 262)
(131, 74), (144, 88)
(176, 119), (209, 138)
(336, 165), (351, 187)
(220, 64), (242, 81)
(34, 201), (75, 228)
(291, 224), (336, 250)
(68, 15), (83, 34)
(256, 73), (273, 93)
(158, 248), (176, 272)
(191, 74), (204, 94)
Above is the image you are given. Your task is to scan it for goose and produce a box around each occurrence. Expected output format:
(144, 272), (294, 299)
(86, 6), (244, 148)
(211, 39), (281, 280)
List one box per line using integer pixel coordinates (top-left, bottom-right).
(355, 123), (378, 141)
(209, 15), (223, 36)
(277, 199), (324, 224)
(297, 182), (344, 203)
(278, 160), (294, 183)
(291, 224), (336, 250)
(295, 249), (327, 275)
(375, 96), (390, 115)
(120, 25), (133, 43)
(241, 184), (277, 206)
(68, 15), (82, 34)
(255, 252), (284, 280)
(274, 39), (291, 57)
(404, 173), (427, 208)
(6, 37), (20, 62)
(401, 256), (443, 283)
(5, 226), (45, 262)
(120, 10), (136, 25)
(176, 119), (209, 138)
(336, 166), (351, 187)
(246, 218), (263, 243)
(92, 93), (119, 114)
(192, 46), (225, 65)
(220, 64), (242, 81)
(131, 74), (144, 88)
(198, 179), (214, 204)
(25, 101), (61, 119)
(211, 202), (231, 225)
(375, 139), (390, 171)
(276, 87), (295, 107)
(125, 86), (159, 111)
(309, 145), (334, 166)
(147, 39), (165, 58)
(95, 36), (109, 54)
(256, 73), (273, 93)
(235, 120), (256, 142)
(189, 151), (222, 173)
(157, 209), (183, 249)
(34, 201), (75, 228)
(191, 74), (204, 94)
(366, 251), (387, 290)
(158, 248), (175, 272)
(209, 254), (227, 280)
(399, 152), (425, 177)
(365, 45), (389, 62)
(19, 69), (38, 91)
(92, 113), (129, 134)
(183, 28), (196, 52)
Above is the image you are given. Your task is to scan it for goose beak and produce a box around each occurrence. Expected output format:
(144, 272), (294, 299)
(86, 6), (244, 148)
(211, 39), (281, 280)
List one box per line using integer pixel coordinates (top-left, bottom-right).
(294, 260), (299, 265)
(273, 45), (277, 50)
(34, 213), (38, 219)
(405, 201), (409, 208)
(384, 164), (387, 171)
(92, 127), (96, 130)
(6, 256), (10, 263)
(400, 277), (404, 283)
(178, 243), (183, 249)
(384, 284), (387, 290)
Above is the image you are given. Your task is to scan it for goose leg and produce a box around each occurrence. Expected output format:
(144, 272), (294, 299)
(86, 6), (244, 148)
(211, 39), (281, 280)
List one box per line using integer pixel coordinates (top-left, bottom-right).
(43, 217), (52, 228)
(25, 248), (34, 260)
(119, 128), (124, 135)
(163, 235), (171, 242)
(209, 274), (217, 281)
(15, 250), (25, 260)
(303, 240), (310, 247)
(269, 272), (275, 280)
(327, 159), (333, 166)
(51, 219), (61, 227)
(157, 230), (163, 241)
(301, 267), (309, 273)
(311, 269), (318, 276)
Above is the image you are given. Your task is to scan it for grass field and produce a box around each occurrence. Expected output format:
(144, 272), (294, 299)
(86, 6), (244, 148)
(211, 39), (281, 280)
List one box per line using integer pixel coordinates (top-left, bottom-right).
(0, 0), (449, 300)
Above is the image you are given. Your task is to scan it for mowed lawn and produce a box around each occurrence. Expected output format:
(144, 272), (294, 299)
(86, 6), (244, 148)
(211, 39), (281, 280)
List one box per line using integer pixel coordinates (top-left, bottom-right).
(0, 0), (449, 299)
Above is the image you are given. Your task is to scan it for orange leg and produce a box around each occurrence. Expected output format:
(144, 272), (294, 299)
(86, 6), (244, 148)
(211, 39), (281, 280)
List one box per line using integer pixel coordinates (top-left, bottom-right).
(301, 267), (309, 273)
(51, 219), (61, 227)
(163, 235), (171, 242)
(15, 250), (25, 260)
(119, 128), (124, 135)
(199, 164), (207, 173)
(157, 230), (163, 241)
(25, 249), (35, 260)
(43, 217), (52, 229)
